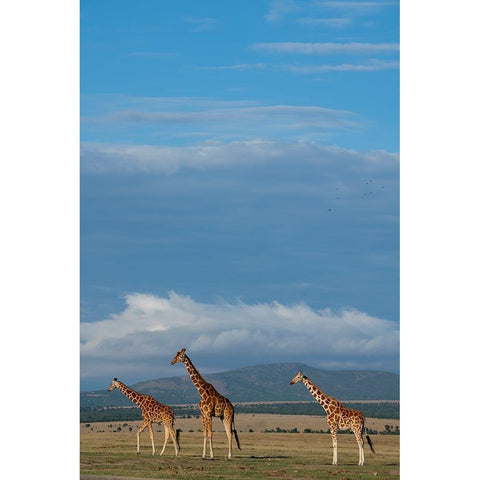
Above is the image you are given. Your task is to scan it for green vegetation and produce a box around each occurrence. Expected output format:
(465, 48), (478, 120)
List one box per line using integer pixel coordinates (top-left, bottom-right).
(266, 426), (398, 435)
(235, 401), (399, 419)
(80, 406), (143, 423)
(80, 401), (399, 423)
(264, 427), (300, 433)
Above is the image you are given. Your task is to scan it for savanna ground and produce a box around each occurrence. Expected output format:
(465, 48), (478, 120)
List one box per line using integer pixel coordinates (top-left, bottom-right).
(81, 414), (399, 480)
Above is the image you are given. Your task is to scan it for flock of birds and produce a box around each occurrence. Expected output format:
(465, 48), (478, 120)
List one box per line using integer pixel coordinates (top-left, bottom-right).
(327, 178), (385, 213)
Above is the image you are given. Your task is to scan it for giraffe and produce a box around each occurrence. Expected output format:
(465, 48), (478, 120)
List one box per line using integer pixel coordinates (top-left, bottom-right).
(107, 378), (180, 456)
(290, 371), (375, 465)
(170, 348), (241, 459)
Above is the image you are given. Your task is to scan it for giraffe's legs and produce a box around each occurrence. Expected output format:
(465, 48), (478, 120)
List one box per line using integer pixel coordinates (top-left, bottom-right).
(147, 422), (156, 455)
(222, 416), (233, 460)
(169, 424), (179, 456)
(161, 420), (179, 456)
(221, 408), (233, 460)
(136, 419), (149, 454)
(201, 412), (213, 458)
(353, 428), (364, 465)
(206, 416), (214, 458)
(201, 414), (206, 458)
(329, 425), (338, 465)
(159, 424), (168, 456)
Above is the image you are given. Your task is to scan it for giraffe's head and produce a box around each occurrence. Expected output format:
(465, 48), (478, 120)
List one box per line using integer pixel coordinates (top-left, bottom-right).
(290, 371), (305, 385)
(107, 378), (121, 391)
(170, 348), (187, 365)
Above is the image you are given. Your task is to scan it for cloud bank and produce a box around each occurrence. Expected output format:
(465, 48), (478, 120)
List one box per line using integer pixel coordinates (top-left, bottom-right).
(81, 139), (398, 175)
(81, 292), (399, 386)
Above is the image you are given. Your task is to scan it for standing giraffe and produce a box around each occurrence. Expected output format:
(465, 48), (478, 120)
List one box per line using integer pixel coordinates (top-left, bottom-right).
(290, 371), (375, 465)
(170, 348), (241, 459)
(107, 378), (180, 456)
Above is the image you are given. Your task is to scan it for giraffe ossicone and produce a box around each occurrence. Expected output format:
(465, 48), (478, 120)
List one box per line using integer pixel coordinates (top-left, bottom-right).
(107, 378), (180, 456)
(290, 371), (375, 466)
(170, 348), (241, 460)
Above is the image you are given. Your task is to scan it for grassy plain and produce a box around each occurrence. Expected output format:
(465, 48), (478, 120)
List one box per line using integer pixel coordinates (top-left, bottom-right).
(81, 414), (399, 480)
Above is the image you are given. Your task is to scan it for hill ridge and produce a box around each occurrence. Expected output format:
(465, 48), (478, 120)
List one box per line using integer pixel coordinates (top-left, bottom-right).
(81, 362), (399, 408)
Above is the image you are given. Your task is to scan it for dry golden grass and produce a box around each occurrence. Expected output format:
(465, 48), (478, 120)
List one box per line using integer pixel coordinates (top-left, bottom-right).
(81, 414), (399, 480)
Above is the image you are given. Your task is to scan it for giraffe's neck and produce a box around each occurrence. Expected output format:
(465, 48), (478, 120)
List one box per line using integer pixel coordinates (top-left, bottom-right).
(116, 382), (145, 407)
(302, 376), (333, 410)
(184, 355), (210, 394)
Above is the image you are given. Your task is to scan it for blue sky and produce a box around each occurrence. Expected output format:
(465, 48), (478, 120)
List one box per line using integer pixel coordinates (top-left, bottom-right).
(80, 0), (399, 390)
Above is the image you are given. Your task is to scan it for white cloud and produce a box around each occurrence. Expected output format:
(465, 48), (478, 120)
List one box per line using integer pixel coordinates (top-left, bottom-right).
(81, 291), (399, 382)
(252, 41), (399, 55)
(81, 139), (398, 174)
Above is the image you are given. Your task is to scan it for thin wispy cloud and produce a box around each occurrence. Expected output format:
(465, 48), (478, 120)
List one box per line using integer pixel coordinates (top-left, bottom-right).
(82, 96), (364, 145)
(298, 17), (352, 27)
(128, 51), (179, 58)
(81, 292), (399, 382)
(264, 0), (398, 23)
(82, 94), (259, 111)
(252, 41), (399, 55)
(182, 16), (216, 31)
(208, 63), (268, 71)
(284, 59), (398, 73)
(205, 59), (398, 74)
(321, 1), (397, 11)
(87, 104), (356, 124)
(82, 102), (361, 145)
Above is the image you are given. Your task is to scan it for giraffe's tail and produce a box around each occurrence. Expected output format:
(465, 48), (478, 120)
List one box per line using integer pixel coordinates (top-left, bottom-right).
(232, 420), (241, 450)
(366, 434), (375, 454)
(176, 429), (181, 450)
(363, 424), (375, 454)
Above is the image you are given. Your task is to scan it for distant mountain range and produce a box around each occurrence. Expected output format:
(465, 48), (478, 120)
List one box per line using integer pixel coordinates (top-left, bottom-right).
(81, 363), (399, 409)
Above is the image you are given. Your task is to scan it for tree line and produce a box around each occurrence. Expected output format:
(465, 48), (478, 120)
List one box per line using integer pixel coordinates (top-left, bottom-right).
(80, 401), (399, 423)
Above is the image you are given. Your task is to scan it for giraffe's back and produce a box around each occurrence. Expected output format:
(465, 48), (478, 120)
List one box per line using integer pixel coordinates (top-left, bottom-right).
(141, 396), (175, 423)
